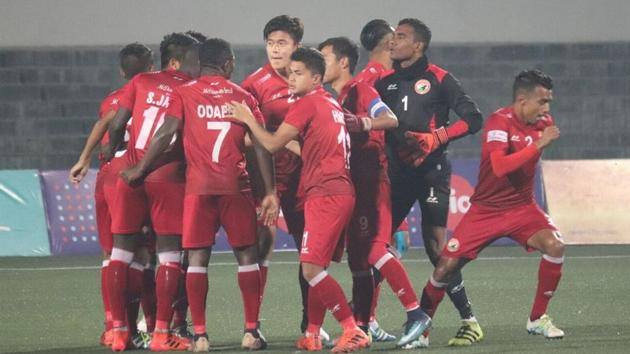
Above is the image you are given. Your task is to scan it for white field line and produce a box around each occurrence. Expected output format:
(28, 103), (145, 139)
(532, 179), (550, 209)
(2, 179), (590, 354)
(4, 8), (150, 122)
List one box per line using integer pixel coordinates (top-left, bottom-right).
(0, 254), (628, 271)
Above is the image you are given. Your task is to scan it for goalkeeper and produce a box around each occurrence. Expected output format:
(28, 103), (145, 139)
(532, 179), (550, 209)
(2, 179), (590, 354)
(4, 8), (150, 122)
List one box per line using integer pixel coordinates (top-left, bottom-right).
(375, 18), (484, 348)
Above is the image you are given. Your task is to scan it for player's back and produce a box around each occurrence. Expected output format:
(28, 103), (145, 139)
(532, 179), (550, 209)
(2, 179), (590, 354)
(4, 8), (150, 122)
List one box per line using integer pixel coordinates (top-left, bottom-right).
(285, 87), (353, 199)
(354, 60), (393, 87)
(171, 75), (263, 195)
(120, 70), (191, 166)
(471, 106), (547, 209)
(338, 80), (388, 177)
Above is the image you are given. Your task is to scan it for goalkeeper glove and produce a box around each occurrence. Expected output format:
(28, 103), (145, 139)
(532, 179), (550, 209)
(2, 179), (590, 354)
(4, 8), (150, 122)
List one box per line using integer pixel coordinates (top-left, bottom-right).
(399, 127), (449, 167)
(343, 112), (372, 133)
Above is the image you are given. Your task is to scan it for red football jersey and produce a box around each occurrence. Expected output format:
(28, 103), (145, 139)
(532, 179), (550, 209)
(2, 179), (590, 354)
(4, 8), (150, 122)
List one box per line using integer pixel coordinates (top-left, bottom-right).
(242, 64), (301, 186)
(337, 80), (390, 178)
(284, 87), (354, 200)
(470, 106), (553, 209)
(98, 86), (126, 148)
(167, 75), (265, 195)
(117, 69), (191, 180)
(354, 60), (394, 87)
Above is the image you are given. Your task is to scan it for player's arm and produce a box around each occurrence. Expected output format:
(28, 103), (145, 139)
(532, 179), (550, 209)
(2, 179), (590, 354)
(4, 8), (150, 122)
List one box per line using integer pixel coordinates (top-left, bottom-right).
(104, 108), (132, 162)
(443, 73), (483, 140)
(250, 133), (279, 225)
(229, 101), (299, 153)
(69, 110), (115, 184)
(490, 126), (559, 178)
(284, 140), (301, 156)
(120, 116), (181, 185)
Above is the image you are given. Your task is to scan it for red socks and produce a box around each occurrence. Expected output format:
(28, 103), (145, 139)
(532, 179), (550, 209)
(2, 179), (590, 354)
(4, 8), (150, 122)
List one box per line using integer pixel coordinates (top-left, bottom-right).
(371, 250), (419, 311)
(420, 276), (447, 318)
(309, 271), (356, 331)
(186, 266), (209, 335)
(155, 261), (182, 331)
(530, 255), (563, 321)
(238, 264), (262, 330)
(101, 260), (113, 331)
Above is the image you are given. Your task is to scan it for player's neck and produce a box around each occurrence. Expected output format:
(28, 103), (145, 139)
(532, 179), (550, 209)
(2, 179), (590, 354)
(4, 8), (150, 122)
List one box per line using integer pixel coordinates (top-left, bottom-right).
(369, 51), (392, 70)
(399, 53), (423, 69)
(201, 68), (228, 78)
(274, 67), (290, 81)
(331, 72), (352, 95)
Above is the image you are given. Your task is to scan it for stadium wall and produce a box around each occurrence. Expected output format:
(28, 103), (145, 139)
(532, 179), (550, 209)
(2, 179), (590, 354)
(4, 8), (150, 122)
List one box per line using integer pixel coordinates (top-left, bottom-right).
(0, 42), (629, 169)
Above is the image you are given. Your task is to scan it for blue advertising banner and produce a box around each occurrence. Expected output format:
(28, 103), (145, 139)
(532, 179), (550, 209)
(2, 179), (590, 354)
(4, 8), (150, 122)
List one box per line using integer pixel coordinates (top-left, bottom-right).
(0, 170), (50, 256)
(40, 170), (101, 255)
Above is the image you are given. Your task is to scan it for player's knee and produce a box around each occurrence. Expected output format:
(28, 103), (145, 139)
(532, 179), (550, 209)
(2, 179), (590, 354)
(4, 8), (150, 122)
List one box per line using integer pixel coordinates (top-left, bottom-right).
(433, 258), (458, 283)
(546, 238), (565, 257)
(187, 248), (210, 267)
(367, 244), (389, 266)
(301, 263), (324, 282)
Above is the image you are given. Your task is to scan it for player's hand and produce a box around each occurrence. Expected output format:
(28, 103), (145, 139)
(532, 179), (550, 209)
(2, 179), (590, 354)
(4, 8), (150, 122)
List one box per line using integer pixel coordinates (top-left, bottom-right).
(401, 127), (449, 167)
(228, 101), (255, 125)
(343, 112), (372, 133)
(259, 193), (280, 227)
(69, 160), (89, 184)
(120, 165), (145, 186)
(101, 145), (114, 162)
(536, 125), (560, 149)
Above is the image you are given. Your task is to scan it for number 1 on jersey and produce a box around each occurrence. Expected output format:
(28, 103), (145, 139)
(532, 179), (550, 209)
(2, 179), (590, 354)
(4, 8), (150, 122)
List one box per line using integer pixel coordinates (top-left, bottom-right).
(207, 121), (231, 163)
(402, 95), (408, 111)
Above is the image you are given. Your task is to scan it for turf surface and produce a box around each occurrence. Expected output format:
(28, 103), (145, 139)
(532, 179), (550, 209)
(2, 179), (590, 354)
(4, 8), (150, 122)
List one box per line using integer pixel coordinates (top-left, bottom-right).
(0, 245), (628, 353)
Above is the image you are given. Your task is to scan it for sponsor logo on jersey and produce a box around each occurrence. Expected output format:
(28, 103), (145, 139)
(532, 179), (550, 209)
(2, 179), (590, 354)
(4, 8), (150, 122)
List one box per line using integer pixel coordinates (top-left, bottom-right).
(447, 238), (460, 252)
(202, 87), (234, 96)
(487, 130), (508, 143)
(426, 187), (439, 204)
(414, 79), (431, 95)
(387, 84), (398, 91)
(157, 84), (173, 93)
(510, 135), (521, 142)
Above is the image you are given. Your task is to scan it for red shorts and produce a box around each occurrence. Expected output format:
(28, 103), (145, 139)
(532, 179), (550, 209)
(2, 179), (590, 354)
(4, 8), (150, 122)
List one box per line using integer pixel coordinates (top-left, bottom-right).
(346, 178), (392, 271)
(110, 178), (184, 235)
(299, 194), (355, 267)
(443, 203), (558, 259)
(183, 193), (257, 249)
(95, 161), (124, 254)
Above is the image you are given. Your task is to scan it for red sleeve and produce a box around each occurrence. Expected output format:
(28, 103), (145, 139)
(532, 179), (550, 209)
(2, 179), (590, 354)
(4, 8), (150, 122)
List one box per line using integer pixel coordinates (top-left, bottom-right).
(246, 93), (265, 126)
(166, 91), (184, 121)
(99, 95), (116, 119)
(446, 120), (470, 139)
(117, 76), (138, 110)
(284, 99), (311, 132)
(484, 114), (539, 177)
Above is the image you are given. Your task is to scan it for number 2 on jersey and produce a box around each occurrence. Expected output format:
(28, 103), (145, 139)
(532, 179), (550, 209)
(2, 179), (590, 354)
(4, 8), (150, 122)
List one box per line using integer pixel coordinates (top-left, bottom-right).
(206, 121), (231, 163)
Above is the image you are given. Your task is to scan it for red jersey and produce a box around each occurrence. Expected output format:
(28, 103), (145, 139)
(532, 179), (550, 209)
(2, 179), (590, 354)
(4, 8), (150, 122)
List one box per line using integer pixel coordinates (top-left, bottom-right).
(242, 64), (301, 187)
(284, 87), (354, 200)
(354, 60), (394, 87)
(470, 106), (553, 209)
(167, 76), (265, 195)
(337, 80), (390, 179)
(117, 69), (191, 182)
(98, 85), (131, 161)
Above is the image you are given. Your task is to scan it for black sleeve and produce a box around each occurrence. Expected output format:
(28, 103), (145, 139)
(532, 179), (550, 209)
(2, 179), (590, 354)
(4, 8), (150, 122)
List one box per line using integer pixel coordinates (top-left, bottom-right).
(443, 73), (483, 135)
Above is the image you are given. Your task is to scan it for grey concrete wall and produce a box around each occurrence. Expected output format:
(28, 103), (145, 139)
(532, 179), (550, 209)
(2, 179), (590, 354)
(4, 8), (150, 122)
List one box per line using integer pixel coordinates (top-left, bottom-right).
(1, 0), (630, 46)
(1, 42), (629, 169)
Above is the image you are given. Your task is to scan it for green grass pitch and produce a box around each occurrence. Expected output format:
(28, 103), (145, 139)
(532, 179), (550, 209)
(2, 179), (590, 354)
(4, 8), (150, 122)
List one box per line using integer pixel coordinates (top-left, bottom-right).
(0, 245), (629, 353)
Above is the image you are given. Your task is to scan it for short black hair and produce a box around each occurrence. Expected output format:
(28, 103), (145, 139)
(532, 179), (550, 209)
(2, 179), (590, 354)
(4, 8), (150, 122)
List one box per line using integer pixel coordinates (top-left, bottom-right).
(119, 42), (153, 79)
(360, 19), (394, 51)
(199, 38), (234, 68)
(159, 32), (199, 69)
(398, 18), (432, 50)
(513, 70), (554, 101)
(291, 47), (325, 78)
(185, 30), (208, 42)
(263, 15), (304, 43)
(317, 37), (359, 74)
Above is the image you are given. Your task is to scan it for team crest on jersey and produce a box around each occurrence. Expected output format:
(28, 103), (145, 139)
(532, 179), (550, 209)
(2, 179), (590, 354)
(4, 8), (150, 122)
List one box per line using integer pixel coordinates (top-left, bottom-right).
(414, 79), (431, 95)
(447, 238), (460, 252)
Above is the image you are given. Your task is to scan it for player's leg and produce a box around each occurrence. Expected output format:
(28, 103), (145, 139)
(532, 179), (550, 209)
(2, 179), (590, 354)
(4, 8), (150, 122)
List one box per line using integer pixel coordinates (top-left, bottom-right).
(95, 179), (114, 346)
(171, 251), (190, 339)
(417, 162), (479, 346)
(145, 181), (189, 351)
(139, 226), (157, 334)
(221, 192), (266, 350)
(256, 224), (275, 301)
(299, 195), (370, 353)
(345, 222), (374, 336)
(108, 177), (148, 352)
(182, 194), (218, 352)
(515, 206), (565, 338)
